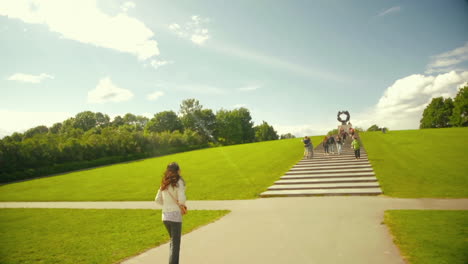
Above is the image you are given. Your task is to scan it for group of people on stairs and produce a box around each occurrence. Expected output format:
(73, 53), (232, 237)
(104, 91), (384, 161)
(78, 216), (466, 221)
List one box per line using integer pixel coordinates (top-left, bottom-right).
(302, 132), (362, 160)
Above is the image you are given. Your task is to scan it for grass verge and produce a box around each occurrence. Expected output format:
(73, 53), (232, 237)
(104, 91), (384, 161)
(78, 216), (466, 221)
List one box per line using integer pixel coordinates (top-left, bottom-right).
(0, 208), (229, 264)
(385, 210), (468, 264)
(0, 136), (322, 201)
(361, 127), (468, 198)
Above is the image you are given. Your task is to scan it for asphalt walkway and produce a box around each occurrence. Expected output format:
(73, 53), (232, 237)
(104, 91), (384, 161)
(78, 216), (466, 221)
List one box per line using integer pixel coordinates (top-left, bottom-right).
(2, 197), (468, 264)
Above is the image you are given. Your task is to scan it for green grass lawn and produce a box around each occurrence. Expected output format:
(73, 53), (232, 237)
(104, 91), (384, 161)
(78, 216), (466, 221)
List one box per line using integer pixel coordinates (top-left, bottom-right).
(385, 210), (468, 264)
(0, 136), (322, 201)
(0, 208), (229, 264)
(360, 127), (468, 198)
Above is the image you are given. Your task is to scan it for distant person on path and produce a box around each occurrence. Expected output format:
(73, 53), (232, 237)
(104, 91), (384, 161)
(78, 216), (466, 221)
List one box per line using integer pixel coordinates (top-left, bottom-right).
(341, 129), (347, 142)
(327, 135), (336, 154)
(155, 162), (187, 264)
(322, 136), (329, 155)
(302, 136), (313, 159)
(336, 135), (343, 155)
(351, 136), (361, 159)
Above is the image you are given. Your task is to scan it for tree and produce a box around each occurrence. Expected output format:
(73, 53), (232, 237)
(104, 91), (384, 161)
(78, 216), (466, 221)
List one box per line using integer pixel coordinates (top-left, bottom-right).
(420, 97), (454, 128)
(327, 128), (338, 136)
(179, 99), (216, 141)
(49, 122), (62, 134)
(280, 133), (296, 139)
(74, 111), (98, 131)
(254, 121), (279, 141)
(367, 124), (380, 131)
(95, 112), (110, 128)
(450, 86), (468, 127)
(146, 111), (183, 133)
(23, 126), (49, 139)
(111, 116), (125, 127)
(234, 108), (255, 143)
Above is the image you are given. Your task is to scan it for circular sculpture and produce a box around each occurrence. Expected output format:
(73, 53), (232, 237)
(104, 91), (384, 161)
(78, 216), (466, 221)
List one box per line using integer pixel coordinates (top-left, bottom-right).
(337, 111), (350, 125)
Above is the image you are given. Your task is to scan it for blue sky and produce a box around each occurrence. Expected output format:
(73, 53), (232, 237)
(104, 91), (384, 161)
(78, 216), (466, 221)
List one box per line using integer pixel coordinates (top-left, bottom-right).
(1, 0), (467, 137)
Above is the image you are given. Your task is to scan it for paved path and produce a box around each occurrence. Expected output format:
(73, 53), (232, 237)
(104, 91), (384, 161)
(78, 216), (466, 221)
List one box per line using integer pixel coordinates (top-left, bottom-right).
(2, 197), (468, 264)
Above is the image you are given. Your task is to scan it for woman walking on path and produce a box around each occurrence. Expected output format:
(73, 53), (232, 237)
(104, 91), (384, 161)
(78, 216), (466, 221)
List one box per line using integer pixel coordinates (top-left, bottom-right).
(327, 135), (336, 154)
(302, 136), (313, 159)
(155, 162), (187, 264)
(336, 135), (343, 155)
(322, 136), (329, 155)
(351, 136), (361, 159)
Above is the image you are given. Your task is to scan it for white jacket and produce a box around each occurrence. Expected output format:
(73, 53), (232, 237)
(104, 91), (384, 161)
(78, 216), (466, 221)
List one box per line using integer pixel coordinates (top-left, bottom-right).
(155, 179), (186, 213)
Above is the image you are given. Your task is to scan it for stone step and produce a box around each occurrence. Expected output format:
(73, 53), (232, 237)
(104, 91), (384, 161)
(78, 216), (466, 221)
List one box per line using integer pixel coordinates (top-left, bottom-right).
(280, 172), (376, 180)
(300, 156), (368, 162)
(306, 153), (368, 158)
(260, 188), (383, 197)
(286, 168), (374, 175)
(276, 176), (378, 184)
(268, 182), (380, 190)
(290, 164), (372, 171)
(298, 159), (369, 164)
(293, 162), (371, 168)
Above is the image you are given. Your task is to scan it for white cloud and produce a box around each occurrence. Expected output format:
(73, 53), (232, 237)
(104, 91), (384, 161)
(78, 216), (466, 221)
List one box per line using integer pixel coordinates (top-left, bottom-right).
(7, 73), (54, 83)
(0, 110), (72, 138)
(169, 15), (211, 45)
(147, 91), (164, 101)
(149, 59), (173, 69)
(378, 6), (401, 17)
(354, 71), (468, 130)
(120, 1), (135, 12)
(88, 77), (134, 103)
(426, 42), (468, 74)
(239, 84), (261, 91)
(0, 0), (159, 60)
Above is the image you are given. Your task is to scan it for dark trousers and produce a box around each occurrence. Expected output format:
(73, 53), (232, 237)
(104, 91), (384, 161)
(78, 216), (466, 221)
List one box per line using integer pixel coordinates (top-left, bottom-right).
(354, 149), (360, 158)
(164, 221), (182, 264)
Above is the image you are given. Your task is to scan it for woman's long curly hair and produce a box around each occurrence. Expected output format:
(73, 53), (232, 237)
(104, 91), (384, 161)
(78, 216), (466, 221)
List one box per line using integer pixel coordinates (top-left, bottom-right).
(160, 162), (185, 190)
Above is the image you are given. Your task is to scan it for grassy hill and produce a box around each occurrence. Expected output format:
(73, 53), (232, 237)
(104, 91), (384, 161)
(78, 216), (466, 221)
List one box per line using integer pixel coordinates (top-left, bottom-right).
(0, 136), (323, 201)
(361, 127), (468, 198)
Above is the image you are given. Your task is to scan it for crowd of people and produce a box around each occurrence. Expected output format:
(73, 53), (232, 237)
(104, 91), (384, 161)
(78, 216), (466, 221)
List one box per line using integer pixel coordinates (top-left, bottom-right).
(302, 125), (362, 160)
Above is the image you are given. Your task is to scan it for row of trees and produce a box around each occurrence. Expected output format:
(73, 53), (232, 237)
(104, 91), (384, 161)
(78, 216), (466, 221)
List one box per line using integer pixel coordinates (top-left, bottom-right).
(420, 86), (468, 128)
(0, 99), (279, 183)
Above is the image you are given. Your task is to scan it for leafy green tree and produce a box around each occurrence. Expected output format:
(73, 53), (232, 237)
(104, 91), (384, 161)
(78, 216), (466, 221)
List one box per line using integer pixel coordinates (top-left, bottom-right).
(367, 124), (380, 131)
(23, 126), (48, 139)
(111, 116), (125, 127)
(234, 108), (255, 143)
(327, 128), (338, 136)
(179, 99), (216, 141)
(420, 97), (454, 128)
(215, 109), (242, 145)
(49, 122), (62, 134)
(254, 121), (279, 141)
(146, 111), (183, 133)
(215, 108), (255, 145)
(74, 111), (98, 131)
(280, 133), (296, 139)
(95, 112), (110, 128)
(450, 86), (468, 127)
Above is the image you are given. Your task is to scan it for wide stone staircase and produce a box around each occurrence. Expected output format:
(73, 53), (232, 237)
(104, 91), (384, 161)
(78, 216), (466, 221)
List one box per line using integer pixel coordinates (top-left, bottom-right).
(260, 138), (383, 197)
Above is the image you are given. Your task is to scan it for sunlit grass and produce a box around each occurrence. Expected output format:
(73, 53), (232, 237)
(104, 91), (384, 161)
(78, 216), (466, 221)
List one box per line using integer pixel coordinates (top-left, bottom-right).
(0, 208), (229, 264)
(385, 210), (468, 264)
(0, 137), (322, 201)
(361, 127), (468, 198)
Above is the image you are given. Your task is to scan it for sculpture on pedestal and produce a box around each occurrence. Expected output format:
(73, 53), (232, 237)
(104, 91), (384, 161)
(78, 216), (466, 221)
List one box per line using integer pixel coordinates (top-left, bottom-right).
(337, 111), (350, 125)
